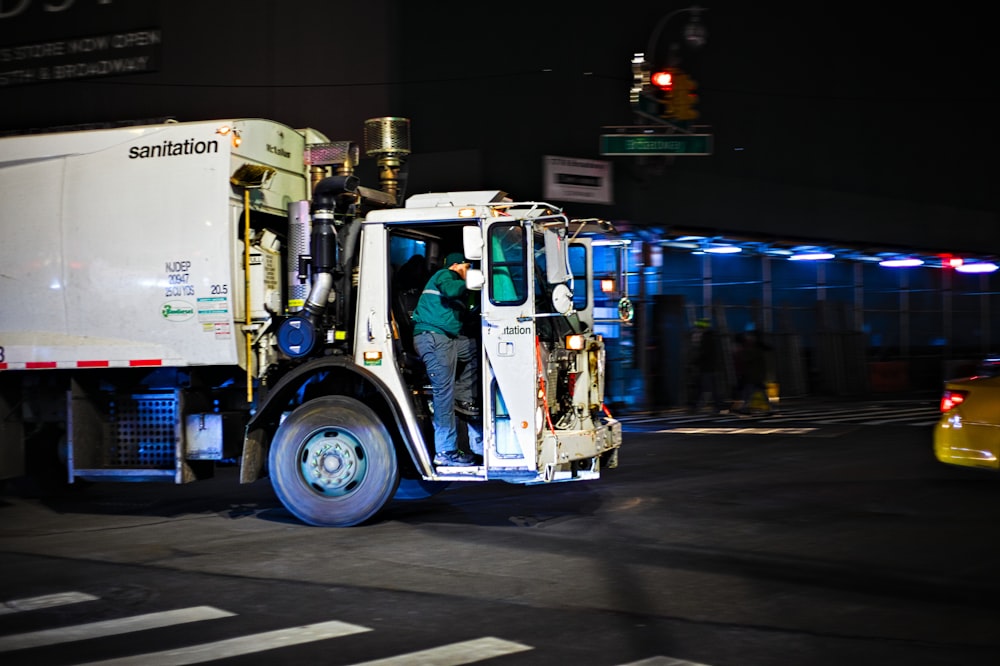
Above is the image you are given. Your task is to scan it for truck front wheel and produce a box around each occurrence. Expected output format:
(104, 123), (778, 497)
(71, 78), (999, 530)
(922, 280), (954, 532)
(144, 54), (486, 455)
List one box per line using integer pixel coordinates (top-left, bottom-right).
(269, 396), (399, 527)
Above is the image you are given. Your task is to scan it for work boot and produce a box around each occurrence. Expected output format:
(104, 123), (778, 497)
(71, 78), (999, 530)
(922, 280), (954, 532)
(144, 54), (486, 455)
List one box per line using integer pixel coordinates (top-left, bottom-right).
(433, 450), (477, 466)
(454, 400), (480, 418)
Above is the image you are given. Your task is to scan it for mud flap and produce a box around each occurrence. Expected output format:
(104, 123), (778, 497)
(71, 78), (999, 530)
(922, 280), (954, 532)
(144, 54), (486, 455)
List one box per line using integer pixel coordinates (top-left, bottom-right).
(241, 428), (267, 483)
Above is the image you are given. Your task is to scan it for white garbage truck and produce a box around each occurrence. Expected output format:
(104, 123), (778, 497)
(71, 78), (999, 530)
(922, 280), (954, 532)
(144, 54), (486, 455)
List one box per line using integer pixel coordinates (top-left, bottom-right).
(0, 117), (627, 526)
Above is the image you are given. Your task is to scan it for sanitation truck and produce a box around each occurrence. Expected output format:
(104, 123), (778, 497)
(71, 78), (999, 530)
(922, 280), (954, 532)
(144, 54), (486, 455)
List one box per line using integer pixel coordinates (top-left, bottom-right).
(0, 117), (628, 527)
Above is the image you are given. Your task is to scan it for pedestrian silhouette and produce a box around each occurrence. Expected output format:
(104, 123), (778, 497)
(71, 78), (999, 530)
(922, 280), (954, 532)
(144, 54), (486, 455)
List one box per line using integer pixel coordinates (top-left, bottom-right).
(736, 329), (772, 415)
(686, 318), (725, 414)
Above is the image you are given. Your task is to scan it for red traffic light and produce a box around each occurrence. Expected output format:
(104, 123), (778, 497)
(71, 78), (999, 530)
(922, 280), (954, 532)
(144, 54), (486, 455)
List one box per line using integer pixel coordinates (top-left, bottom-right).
(651, 70), (673, 90)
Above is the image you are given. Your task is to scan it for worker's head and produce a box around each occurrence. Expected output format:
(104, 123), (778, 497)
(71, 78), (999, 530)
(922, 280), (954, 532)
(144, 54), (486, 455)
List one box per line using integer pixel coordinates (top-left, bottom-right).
(695, 318), (711, 329)
(444, 251), (470, 278)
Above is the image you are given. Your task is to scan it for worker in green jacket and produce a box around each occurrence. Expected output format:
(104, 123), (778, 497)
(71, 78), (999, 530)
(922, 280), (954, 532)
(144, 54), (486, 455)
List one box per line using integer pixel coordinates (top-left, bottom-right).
(412, 252), (482, 466)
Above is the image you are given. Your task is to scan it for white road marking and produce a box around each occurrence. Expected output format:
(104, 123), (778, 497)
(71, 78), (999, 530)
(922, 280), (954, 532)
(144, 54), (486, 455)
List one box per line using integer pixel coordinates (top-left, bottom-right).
(658, 427), (818, 435)
(0, 591), (99, 615)
(618, 657), (715, 666)
(75, 619), (372, 666)
(621, 402), (940, 431)
(0, 606), (234, 652)
(345, 636), (533, 665)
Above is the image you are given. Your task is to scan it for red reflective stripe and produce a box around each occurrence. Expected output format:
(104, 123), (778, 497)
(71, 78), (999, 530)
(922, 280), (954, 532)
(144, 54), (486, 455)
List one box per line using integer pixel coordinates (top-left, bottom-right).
(1, 360), (164, 369)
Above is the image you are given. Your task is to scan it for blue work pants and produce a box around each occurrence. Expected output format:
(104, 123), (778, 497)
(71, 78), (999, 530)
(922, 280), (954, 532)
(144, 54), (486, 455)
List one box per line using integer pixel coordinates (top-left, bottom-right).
(414, 331), (481, 454)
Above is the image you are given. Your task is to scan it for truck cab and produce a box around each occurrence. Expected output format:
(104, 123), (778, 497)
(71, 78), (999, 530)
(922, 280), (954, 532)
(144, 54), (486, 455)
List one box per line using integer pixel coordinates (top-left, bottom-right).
(255, 190), (624, 526)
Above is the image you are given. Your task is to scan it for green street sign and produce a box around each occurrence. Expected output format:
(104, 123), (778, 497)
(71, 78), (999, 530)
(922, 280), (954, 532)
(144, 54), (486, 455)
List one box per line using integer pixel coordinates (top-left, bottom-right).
(599, 133), (713, 156)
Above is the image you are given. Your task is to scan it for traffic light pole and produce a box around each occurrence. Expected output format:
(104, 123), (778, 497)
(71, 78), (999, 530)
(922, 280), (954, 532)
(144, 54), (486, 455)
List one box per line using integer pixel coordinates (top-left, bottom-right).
(645, 5), (707, 68)
(631, 6), (708, 405)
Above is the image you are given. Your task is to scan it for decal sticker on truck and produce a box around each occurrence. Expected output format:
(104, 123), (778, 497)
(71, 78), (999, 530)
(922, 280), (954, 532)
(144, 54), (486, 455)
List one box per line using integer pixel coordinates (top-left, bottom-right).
(197, 296), (229, 322)
(212, 322), (231, 339)
(161, 300), (195, 321)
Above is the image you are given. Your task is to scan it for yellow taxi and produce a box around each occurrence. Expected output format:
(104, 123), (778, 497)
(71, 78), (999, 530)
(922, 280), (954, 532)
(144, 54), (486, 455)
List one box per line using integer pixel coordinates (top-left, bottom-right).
(934, 370), (1000, 471)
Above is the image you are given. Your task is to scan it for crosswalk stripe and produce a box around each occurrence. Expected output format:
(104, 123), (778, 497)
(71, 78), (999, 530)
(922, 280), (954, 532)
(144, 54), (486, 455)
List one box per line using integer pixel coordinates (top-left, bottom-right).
(617, 657), (715, 666)
(621, 401), (940, 431)
(0, 606), (234, 653)
(74, 619), (372, 666)
(0, 592), (702, 666)
(0, 591), (99, 615)
(345, 636), (533, 665)
(657, 427), (818, 435)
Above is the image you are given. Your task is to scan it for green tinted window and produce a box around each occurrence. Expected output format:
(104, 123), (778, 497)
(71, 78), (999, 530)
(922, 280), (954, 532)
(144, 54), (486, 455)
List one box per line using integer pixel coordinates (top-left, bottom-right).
(488, 223), (527, 305)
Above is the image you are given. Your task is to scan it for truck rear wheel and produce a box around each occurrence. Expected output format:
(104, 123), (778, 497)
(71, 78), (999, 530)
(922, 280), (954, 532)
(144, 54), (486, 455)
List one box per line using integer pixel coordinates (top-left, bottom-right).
(269, 396), (399, 527)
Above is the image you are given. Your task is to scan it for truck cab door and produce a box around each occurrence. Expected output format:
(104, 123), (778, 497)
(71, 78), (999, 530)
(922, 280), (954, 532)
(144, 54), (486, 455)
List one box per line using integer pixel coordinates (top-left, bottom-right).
(468, 219), (540, 479)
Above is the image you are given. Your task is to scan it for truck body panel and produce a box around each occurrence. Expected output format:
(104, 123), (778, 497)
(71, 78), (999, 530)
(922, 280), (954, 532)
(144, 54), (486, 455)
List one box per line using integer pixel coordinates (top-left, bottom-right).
(0, 119), (311, 370)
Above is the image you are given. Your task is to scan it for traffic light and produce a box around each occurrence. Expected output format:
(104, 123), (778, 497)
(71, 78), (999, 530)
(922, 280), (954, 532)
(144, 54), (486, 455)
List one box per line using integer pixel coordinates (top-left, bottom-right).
(669, 70), (699, 121)
(649, 68), (676, 118)
(631, 56), (703, 124)
(650, 69), (674, 91)
(649, 68), (699, 121)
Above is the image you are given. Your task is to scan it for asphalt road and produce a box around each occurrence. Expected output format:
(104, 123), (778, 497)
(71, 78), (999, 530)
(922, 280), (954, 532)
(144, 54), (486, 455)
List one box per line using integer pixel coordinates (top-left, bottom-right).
(2, 400), (999, 665)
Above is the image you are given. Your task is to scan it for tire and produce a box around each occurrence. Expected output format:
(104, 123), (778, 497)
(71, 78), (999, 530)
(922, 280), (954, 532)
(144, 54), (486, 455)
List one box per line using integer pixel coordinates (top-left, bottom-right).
(268, 395), (399, 527)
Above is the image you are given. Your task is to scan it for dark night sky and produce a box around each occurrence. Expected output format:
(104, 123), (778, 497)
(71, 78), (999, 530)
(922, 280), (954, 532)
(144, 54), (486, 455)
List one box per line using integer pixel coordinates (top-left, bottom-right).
(0, 0), (995, 247)
(693, 2), (997, 212)
(397, 1), (997, 218)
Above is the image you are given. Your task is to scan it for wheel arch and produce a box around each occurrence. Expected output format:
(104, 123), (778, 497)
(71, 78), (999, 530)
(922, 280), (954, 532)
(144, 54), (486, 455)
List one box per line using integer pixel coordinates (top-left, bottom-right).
(242, 357), (424, 481)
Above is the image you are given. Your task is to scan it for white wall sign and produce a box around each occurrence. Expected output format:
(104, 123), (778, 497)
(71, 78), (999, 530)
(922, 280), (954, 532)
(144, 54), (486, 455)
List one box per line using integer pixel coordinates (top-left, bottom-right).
(0, 28), (161, 87)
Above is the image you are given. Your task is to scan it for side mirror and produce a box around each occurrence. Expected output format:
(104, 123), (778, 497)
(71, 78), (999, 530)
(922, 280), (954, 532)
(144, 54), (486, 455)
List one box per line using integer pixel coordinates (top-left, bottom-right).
(543, 228), (571, 285)
(463, 226), (483, 261)
(466, 268), (484, 291)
